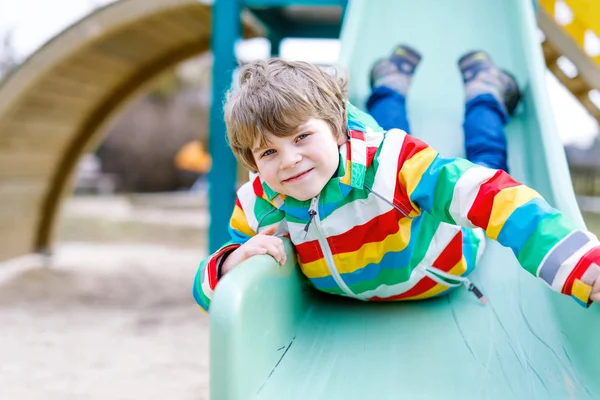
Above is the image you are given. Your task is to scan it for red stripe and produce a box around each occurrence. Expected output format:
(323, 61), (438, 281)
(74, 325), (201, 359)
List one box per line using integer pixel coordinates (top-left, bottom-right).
(327, 209), (403, 254)
(562, 246), (600, 295)
(398, 134), (428, 166)
(253, 176), (264, 198)
(296, 240), (324, 264)
(206, 244), (240, 290)
(349, 129), (365, 140)
(432, 232), (463, 271)
(467, 170), (520, 229)
(366, 146), (378, 168)
(235, 197), (242, 209)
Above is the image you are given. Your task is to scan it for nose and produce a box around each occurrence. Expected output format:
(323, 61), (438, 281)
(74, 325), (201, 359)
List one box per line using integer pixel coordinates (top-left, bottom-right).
(279, 148), (302, 170)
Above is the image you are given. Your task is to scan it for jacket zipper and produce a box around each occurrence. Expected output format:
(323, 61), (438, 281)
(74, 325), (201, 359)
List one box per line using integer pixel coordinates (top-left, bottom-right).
(301, 192), (485, 304)
(304, 196), (357, 298)
(423, 266), (487, 304)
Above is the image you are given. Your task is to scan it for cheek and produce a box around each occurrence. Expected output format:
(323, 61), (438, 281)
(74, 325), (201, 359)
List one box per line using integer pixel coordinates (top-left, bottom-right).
(324, 141), (341, 161)
(257, 161), (279, 184)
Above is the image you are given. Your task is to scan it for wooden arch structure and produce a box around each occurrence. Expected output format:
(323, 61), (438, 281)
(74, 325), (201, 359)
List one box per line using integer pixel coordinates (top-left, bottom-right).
(0, 0), (260, 261)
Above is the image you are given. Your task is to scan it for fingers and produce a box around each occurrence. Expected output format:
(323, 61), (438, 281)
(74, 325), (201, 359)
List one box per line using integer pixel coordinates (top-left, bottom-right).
(237, 228), (287, 266)
(591, 279), (600, 303)
(261, 225), (278, 235)
(242, 246), (267, 259)
(263, 241), (286, 265)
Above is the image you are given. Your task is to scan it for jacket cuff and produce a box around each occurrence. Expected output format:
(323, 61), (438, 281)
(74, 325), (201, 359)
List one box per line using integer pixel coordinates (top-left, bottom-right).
(562, 247), (600, 307)
(205, 244), (240, 292)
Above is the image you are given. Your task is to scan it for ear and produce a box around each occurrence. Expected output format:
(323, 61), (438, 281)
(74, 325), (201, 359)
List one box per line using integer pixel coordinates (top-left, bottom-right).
(337, 133), (348, 146)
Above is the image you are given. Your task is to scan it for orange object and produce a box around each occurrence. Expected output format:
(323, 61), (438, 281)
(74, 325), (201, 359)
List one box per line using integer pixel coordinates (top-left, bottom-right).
(175, 141), (212, 174)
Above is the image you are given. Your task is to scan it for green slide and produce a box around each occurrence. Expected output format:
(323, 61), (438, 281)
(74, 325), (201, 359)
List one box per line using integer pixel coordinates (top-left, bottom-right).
(209, 0), (600, 398)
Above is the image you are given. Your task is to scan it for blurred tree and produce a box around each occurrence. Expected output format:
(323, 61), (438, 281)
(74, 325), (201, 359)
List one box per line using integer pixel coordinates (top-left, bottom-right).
(95, 61), (211, 192)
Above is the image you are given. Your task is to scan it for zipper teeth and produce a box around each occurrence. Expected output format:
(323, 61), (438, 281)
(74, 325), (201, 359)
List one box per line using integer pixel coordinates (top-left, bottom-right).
(311, 197), (356, 298)
(257, 207), (278, 230)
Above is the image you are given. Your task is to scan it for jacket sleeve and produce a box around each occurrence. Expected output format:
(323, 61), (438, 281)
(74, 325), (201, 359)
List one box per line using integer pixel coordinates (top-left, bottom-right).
(192, 192), (257, 312)
(394, 130), (600, 307)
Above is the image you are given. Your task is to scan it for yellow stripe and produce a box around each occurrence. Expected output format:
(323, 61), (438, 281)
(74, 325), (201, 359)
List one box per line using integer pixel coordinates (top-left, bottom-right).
(572, 279), (592, 304)
(299, 259), (330, 279)
(333, 217), (413, 274)
(398, 147), (437, 209)
(299, 217), (413, 278)
(402, 257), (468, 300)
(230, 205), (256, 237)
(340, 159), (352, 185)
(487, 186), (541, 240)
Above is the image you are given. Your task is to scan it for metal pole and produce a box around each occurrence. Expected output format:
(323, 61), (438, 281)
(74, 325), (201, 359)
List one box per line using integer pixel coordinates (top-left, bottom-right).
(209, 0), (241, 252)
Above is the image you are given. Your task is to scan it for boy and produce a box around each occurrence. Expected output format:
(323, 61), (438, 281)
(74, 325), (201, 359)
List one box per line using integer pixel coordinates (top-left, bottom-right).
(193, 45), (600, 311)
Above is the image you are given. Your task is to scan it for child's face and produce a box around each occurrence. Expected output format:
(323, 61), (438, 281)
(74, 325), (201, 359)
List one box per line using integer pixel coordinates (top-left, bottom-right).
(252, 118), (346, 201)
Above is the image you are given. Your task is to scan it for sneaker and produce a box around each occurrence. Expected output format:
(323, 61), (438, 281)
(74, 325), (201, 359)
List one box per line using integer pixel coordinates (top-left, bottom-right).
(458, 51), (522, 115)
(370, 45), (422, 96)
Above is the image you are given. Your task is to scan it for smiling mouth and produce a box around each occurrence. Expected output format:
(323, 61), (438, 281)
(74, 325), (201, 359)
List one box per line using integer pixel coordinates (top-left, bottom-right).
(282, 168), (314, 183)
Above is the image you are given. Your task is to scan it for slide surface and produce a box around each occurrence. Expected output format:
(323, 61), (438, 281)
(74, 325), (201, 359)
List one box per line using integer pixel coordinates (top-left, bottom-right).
(210, 0), (600, 398)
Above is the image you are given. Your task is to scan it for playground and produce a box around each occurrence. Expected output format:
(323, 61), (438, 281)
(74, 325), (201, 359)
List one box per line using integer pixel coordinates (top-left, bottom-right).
(1, 0), (600, 399)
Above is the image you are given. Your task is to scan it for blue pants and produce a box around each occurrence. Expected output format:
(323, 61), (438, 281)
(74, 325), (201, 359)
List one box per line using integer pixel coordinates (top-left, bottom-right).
(366, 86), (509, 172)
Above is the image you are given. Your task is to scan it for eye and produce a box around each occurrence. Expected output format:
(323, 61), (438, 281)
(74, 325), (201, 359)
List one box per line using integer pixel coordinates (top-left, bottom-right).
(261, 149), (276, 158)
(295, 133), (310, 142)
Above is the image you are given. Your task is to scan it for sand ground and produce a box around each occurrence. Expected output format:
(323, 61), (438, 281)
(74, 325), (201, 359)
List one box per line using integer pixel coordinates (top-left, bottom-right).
(0, 194), (210, 400)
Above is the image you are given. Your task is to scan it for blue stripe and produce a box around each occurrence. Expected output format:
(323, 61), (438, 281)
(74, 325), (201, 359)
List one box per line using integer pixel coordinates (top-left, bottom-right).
(343, 244), (415, 286)
(228, 227), (252, 245)
(497, 197), (558, 258)
(572, 295), (589, 308)
(308, 216), (423, 290)
(410, 156), (454, 212)
(283, 205), (310, 221)
(309, 275), (338, 290)
(339, 184), (353, 197)
(319, 201), (341, 219)
(347, 117), (366, 132)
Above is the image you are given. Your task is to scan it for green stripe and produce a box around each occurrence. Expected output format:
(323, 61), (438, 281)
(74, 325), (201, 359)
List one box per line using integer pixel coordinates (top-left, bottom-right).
(193, 259), (211, 311)
(286, 214), (308, 224)
(350, 163), (366, 189)
(409, 213), (440, 269)
(320, 177), (347, 205)
(463, 228), (481, 272)
(347, 265), (413, 294)
(517, 213), (578, 275)
(253, 197), (277, 223)
(261, 209), (285, 227)
(317, 286), (346, 296)
(433, 158), (474, 225)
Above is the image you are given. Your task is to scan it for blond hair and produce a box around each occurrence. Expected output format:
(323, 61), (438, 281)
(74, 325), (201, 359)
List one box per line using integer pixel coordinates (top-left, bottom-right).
(224, 58), (347, 172)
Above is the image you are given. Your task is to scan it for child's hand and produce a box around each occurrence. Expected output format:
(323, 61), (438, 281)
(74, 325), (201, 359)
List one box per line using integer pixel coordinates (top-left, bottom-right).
(221, 225), (286, 276)
(591, 278), (600, 303)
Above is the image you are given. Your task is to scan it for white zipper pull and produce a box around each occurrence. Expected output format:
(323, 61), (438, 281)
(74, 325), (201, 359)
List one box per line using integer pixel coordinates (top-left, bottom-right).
(304, 197), (319, 238)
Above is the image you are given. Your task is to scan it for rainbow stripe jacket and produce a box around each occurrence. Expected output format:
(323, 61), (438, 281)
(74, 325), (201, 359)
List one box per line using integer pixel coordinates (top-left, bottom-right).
(194, 104), (600, 311)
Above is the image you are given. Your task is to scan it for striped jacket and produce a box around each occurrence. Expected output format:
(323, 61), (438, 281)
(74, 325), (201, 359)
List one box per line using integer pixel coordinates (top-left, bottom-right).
(193, 104), (600, 311)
